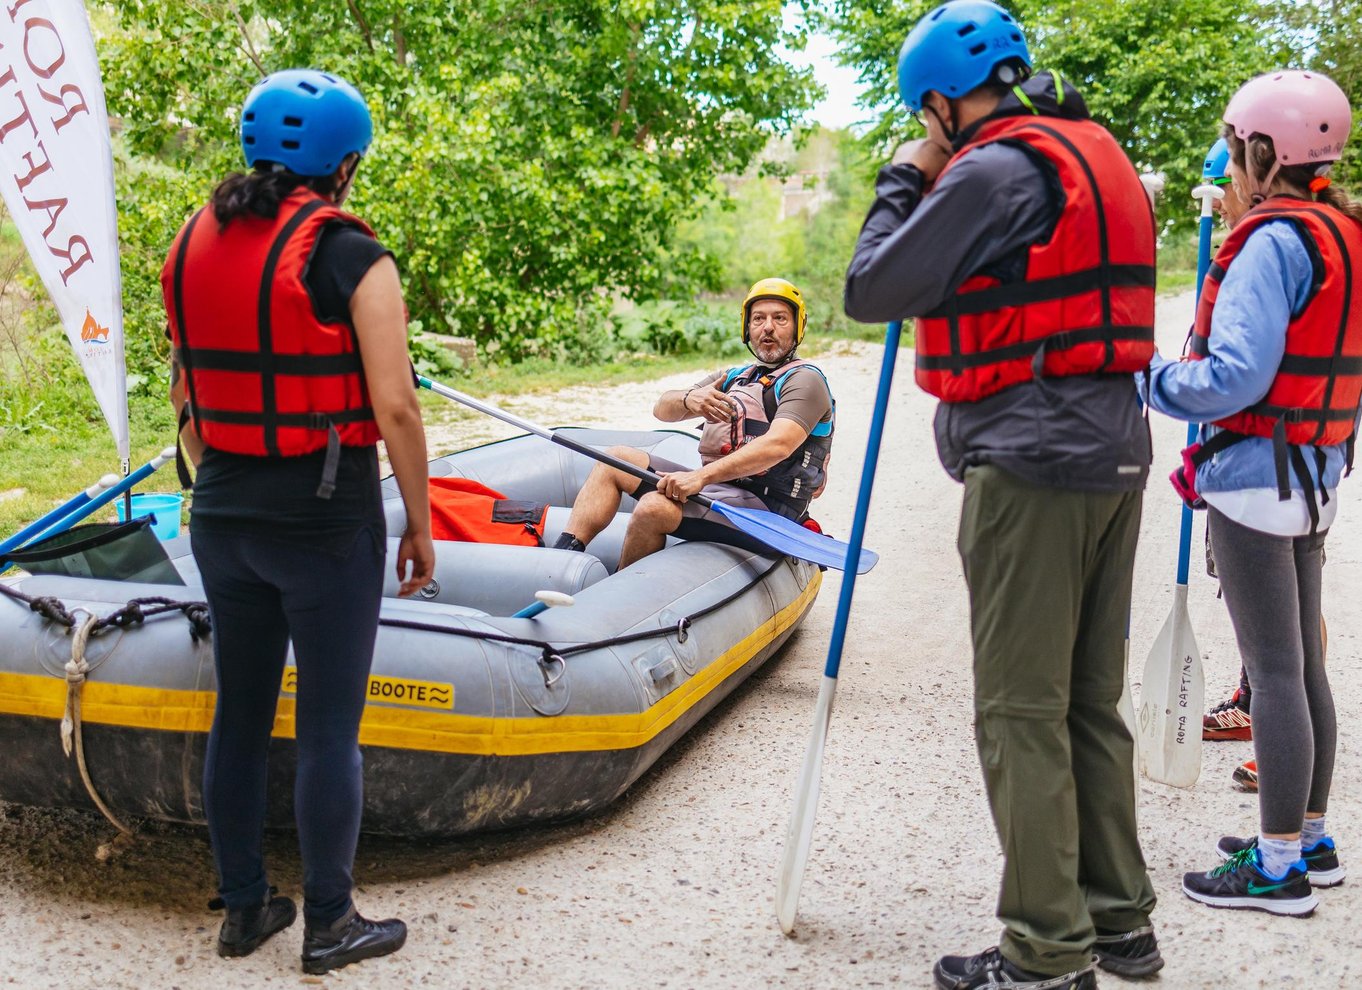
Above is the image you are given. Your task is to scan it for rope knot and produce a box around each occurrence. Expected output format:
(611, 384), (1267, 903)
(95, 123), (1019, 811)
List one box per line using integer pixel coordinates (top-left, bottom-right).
(28, 596), (74, 627)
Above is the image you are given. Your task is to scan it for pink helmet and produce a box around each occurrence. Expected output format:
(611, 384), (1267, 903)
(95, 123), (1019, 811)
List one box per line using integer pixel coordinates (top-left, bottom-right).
(1223, 70), (1352, 166)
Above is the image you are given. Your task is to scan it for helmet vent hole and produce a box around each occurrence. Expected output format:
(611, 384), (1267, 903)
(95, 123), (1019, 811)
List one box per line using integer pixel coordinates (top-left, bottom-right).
(1321, 123), (1330, 132)
(968, 42), (987, 56)
(281, 139), (301, 150)
(283, 116), (303, 127)
(1001, 12), (1013, 21)
(243, 111), (255, 122)
(1011, 32), (1022, 41)
(297, 81), (318, 95)
(957, 23), (977, 36)
(243, 136), (255, 145)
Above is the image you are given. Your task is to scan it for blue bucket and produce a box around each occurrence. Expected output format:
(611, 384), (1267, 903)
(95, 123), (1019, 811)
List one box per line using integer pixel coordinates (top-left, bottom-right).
(115, 492), (184, 541)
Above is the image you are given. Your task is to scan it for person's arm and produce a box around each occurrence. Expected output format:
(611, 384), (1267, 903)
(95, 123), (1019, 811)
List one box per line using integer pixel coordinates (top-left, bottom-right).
(1146, 224), (1313, 423)
(844, 144), (1060, 322)
(350, 255), (434, 596)
(655, 372), (727, 423)
(168, 348), (205, 466)
(655, 419), (811, 501)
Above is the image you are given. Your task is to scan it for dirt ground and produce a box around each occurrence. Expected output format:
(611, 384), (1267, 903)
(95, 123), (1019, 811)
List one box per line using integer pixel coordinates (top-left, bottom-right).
(1, 289), (1358, 988)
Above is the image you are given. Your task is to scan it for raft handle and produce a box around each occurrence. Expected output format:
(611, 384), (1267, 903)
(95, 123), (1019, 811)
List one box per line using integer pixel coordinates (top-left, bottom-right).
(537, 651), (566, 688)
(675, 617), (691, 644)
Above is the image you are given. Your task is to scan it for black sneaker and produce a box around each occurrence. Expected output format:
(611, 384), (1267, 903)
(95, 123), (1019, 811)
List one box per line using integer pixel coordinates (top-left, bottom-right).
(1217, 834), (1346, 888)
(934, 946), (1096, 989)
(1183, 845), (1317, 915)
(301, 906), (407, 975)
(1092, 925), (1164, 977)
(213, 887), (297, 958)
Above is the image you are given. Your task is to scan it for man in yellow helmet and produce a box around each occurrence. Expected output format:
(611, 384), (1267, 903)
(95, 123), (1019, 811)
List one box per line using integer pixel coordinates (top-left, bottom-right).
(553, 278), (835, 569)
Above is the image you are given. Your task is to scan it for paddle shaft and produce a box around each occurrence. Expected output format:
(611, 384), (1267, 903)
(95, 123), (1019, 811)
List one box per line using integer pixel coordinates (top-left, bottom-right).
(822, 321), (901, 678)
(5, 448), (177, 566)
(1176, 189), (1220, 587)
(0, 473), (118, 558)
(418, 376), (718, 509)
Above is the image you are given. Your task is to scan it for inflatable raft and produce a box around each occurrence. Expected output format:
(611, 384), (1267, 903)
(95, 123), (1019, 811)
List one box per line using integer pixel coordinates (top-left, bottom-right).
(0, 429), (821, 837)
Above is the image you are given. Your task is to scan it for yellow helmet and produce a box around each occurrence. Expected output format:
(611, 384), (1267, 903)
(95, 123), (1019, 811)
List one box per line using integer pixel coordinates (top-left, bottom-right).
(742, 277), (808, 347)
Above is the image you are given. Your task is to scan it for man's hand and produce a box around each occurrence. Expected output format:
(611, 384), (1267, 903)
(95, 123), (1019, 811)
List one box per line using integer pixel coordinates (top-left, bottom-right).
(892, 138), (951, 183)
(655, 469), (708, 503)
(684, 384), (738, 424)
(396, 529), (436, 597)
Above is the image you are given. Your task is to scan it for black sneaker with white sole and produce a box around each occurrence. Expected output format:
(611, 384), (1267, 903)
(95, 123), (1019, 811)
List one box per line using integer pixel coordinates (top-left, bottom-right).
(1183, 846), (1317, 916)
(1092, 925), (1164, 978)
(934, 946), (1096, 989)
(1216, 834), (1346, 888)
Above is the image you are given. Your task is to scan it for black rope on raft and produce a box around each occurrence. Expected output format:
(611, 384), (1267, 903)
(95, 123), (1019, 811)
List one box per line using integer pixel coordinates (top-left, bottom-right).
(0, 582), (212, 641)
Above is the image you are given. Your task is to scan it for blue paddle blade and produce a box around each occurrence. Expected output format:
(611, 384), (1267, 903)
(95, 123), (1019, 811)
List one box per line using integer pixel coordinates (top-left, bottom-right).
(707, 500), (879, 573)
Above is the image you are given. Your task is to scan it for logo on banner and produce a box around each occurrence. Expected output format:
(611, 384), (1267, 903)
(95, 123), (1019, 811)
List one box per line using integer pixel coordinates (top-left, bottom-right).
(80, 308), (109, 344)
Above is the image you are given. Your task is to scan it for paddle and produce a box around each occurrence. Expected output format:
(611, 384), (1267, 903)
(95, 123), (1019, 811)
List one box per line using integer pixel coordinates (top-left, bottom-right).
(1, 447), (178, 570)
(416, 375), (878, 574)
(774, 320), (901, 935)
(513, 590), (575, 619)
(0, 472), (119, 560)
(1136, 178), (1222, 788)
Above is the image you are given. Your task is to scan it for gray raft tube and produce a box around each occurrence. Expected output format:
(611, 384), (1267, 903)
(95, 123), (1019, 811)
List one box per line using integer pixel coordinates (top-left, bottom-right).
(0, 429), (822, 836)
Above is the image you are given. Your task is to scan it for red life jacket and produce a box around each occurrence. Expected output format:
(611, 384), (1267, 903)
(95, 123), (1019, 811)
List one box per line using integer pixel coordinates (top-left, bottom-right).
(162, 189), (381, 491)
(427, 477), (547, 546)
(914, 115), (1156, 403)
(1189, 198), (1362, 447)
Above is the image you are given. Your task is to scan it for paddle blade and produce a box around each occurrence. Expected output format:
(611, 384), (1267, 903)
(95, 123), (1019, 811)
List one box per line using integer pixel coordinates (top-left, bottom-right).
(776, 675), (837, 934)
(709, 501), (878, 573)
(1137, 585), (1204, 788)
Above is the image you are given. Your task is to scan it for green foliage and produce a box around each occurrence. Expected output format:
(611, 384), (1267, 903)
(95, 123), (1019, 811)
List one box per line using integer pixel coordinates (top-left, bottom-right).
(96, 0), (821, 383)
(822, 0), (1307, 231)
(673, 127), (877, 338)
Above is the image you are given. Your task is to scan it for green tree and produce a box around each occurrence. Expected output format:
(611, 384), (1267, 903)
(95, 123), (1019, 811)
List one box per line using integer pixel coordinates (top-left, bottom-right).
(97, 0), (820, 376)
(823, 0), (1303, 229)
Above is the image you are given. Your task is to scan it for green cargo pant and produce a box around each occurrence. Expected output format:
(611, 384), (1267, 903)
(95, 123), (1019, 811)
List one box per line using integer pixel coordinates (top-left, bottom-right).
(957, 465), (1156, 977)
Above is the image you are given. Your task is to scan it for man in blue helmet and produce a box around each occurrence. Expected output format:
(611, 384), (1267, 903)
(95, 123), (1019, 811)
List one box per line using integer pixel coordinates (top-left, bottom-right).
(843, 3), (1160, 987)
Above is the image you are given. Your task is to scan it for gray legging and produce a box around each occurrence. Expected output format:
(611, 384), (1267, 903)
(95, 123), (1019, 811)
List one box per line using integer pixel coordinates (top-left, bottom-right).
(1208, 507), (1335, 834)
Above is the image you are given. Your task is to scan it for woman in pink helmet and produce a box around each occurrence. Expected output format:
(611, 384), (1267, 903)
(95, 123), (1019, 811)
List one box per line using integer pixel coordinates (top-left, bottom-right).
(1145, 70), (1361, 916)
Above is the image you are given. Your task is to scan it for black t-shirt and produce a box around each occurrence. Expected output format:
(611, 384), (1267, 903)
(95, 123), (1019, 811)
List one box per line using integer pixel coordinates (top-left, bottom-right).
(188, 222), (393, 552)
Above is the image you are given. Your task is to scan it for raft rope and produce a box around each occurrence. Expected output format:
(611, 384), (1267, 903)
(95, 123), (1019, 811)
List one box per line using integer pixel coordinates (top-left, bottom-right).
(378, 557), (787, 686)
(0, 553), (783, 694)
(62, 611), (135, 839)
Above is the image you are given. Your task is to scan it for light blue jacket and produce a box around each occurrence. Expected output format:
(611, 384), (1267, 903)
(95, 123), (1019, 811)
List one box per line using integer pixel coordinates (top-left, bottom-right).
(1146, 219), (1351, 494)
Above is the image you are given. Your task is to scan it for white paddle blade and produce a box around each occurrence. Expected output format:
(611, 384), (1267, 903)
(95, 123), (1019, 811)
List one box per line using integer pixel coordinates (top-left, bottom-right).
(1137, 585), (1204, 787)
(776, 675), (837, 935)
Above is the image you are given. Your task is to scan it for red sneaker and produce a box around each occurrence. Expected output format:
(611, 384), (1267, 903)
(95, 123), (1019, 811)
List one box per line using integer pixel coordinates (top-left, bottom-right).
(1232, 760), (1258, 792)
(1203, 688), (1252, 741)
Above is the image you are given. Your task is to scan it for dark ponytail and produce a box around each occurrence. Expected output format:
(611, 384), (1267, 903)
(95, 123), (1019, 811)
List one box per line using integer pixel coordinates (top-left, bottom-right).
(210, 167), (343, 229)
(1222, 123), (1362, 225)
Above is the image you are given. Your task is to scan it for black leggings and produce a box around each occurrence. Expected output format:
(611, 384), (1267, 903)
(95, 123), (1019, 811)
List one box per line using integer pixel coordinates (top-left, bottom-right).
(193, 525), (384, 926)
(1208, 508), (1335, 833)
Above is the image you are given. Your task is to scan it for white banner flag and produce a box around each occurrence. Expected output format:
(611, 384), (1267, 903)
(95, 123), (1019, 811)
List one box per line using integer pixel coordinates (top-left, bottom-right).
(0, 1), (127, 460)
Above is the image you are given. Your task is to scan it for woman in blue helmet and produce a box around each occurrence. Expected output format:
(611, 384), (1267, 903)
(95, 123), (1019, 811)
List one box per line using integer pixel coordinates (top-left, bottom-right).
(845, 2), (1161, 987)
(163, 69), (433, 973)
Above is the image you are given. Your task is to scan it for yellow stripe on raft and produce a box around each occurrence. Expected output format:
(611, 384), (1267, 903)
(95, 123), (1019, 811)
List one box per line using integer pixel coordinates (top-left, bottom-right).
(0, 570), (819, 757)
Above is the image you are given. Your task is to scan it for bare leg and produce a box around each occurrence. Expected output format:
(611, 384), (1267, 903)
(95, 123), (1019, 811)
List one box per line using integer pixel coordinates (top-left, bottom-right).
(563, 446), (652, 545)
(618, 492), (683, 569)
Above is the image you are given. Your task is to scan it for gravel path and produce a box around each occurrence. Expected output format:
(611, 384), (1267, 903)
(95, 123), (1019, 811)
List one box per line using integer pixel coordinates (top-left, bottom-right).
(1, 291), (1358, 988)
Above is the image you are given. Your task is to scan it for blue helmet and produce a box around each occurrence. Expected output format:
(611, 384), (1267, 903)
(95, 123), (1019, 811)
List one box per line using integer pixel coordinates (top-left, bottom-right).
(897, 1), (1032, 113)
(240, 69), (373, 177)
(1202, 137), (1230, 183)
